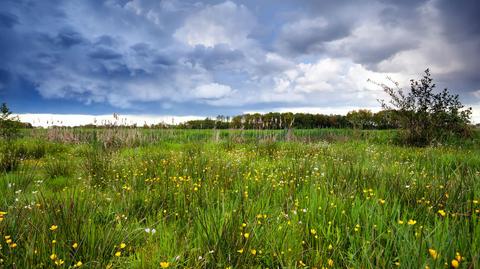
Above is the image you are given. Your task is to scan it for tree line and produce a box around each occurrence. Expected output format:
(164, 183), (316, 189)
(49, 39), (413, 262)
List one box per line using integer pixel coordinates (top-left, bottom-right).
(177, 110), (399, 130)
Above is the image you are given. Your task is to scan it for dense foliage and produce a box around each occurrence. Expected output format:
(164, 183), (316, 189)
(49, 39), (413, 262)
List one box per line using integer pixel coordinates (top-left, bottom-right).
(178, 111), (399, 130)
(377, 69), (472, 146)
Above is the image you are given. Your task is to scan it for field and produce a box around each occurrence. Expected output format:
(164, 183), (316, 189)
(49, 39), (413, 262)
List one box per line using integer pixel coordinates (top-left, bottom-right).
(0, 129), (479, 268)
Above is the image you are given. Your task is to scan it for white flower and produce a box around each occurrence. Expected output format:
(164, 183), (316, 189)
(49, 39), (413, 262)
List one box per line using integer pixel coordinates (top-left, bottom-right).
(145, 228), (151, 233)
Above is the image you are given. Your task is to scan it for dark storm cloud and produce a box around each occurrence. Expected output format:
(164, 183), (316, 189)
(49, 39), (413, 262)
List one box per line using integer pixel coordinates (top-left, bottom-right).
(0, 12), (18, 28)
(435, 0), (480, 39)
(187, 45), (245, 70)
(56, 29), (86, 48)
(88, 48), (123, 60)
(277, 20), (352, 55)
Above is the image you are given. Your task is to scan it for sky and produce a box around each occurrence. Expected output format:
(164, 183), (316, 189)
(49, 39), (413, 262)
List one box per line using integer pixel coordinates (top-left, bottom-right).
(1, 0), (480, 125)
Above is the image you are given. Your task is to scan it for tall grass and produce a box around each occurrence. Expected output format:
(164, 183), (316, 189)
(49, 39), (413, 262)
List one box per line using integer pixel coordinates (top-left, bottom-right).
(0, 130), (479, 268)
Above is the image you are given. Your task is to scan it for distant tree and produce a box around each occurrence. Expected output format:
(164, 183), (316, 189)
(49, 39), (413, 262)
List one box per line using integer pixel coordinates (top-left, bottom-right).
(374, 69), (472, 145)
(0, 103), (21, 140)
(346, 109), (375, 129)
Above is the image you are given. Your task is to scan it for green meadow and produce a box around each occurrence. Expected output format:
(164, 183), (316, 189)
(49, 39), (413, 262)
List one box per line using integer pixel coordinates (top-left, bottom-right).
(0, 129), (479, 268)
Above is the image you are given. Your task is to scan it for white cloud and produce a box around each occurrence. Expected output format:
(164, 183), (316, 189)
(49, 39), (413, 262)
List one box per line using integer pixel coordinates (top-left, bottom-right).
(194, 83), (234, 99)
(174, 1), (255, 48)
(273, 58), (404, 95)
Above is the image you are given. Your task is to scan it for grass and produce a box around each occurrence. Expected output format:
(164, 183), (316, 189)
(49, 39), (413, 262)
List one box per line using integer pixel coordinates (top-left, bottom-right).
(0, 129), (479, 268)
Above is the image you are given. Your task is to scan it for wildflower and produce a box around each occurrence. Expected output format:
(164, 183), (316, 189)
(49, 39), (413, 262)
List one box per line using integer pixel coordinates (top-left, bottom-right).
(310, 228), (317, 235)
(9, 243), (17, 248)
(55, 259), (64, 266)
(74, 261), (83, 267)
(52, 240), (57, 244)
(407, 219), (417, 225)
(250, 249), (257, 255)
(298, 260), (306, 267)
(160, 261), (170, 268)
(50, 254), (57, 260)
(73, 242), (78, 249)
(243, 233), (250, 239)
(328, 244), (333, 250)
(50, 225), (58, 231)
(451, 259), (459, 268)
(438, 210), (446, 217)
(398, 220), (404, 224)
(428, 249), (438, 260)
(327, 259), (334, 267)
(379, 199), (386, 204)
(115, 251), (121, 257)
(455, 252), (462, 262)
(120, 242), (126, 249)
(237, 248), (244, 254)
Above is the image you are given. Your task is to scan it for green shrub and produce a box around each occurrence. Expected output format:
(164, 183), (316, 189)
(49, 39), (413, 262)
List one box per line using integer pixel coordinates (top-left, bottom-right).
(376, 69), (472, 146)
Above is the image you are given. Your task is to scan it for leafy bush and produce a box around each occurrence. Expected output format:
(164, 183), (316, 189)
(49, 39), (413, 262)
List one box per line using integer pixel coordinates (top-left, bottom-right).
(375, 69), (472, 146)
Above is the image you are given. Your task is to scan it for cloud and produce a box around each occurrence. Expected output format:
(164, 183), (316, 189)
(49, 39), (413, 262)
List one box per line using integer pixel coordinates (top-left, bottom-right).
(194, 83), (234, 99)
(174, 1), (256, 48)
(0, 12), (19, 28)
(0, 0), (479, 118)
(277, 17), (351, 55)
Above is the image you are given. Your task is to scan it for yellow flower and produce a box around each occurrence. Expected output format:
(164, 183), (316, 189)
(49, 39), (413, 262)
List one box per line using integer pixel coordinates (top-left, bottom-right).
(428, 249), (438, 260)
(50, 225), (58, 231)
(120, 242), (126, 249)
(4, 235), (11, 240)
(9, 243), (17, 248)
(451, 259), (459, 268)
(6, 239), (12, 244)
(52, 240), (57, 244)
(73, 242), (78, 249)
(407, 219), (417, 225)
(298, 260), (306, 266)
(160, 261), (170, 268)
(50, 254), (57, 260)
(250, 249), (257, 255)
(75, 261), (83, 267)
(310, 228), (317, 235)
(328, 244), (333, 250)
(237, 248), (244, 254)
(243, 233), (250, 239)
(379, 199), (386, 204)
(398, 220), (404, 224)
(437, 209), (446, 217)
(55, 259), (64, 266)
(455, 252), (462, 262)
(115, 251), (121, 257)
(327, 259), (334, 267)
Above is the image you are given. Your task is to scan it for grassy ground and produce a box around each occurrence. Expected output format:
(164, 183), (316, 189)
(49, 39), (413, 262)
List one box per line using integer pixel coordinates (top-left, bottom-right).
(0, 129), (479, 268)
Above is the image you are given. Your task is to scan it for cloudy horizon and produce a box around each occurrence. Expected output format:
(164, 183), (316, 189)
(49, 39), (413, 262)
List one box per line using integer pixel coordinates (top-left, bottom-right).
(1, 0), (479, 125)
